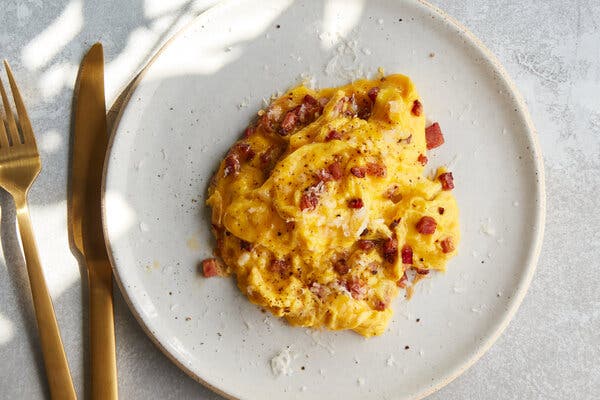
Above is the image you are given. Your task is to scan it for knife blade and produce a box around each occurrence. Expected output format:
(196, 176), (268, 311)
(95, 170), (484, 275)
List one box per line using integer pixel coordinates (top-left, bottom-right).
(68, 42), (118, 400)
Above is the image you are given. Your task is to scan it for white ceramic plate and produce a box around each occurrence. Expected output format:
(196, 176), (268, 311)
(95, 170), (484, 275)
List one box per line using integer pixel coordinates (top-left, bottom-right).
(103, 1), (545, 399)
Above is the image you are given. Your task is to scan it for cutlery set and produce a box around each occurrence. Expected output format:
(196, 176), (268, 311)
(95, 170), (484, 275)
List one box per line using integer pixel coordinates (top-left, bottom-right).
(1, 44), (117, 399)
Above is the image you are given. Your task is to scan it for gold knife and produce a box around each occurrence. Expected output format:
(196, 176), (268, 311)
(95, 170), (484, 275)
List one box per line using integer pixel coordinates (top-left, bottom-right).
(68, 43), (118, 400)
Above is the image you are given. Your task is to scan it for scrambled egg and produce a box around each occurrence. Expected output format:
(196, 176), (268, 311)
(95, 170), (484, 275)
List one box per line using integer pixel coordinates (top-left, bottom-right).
(206, 74), (459, 337)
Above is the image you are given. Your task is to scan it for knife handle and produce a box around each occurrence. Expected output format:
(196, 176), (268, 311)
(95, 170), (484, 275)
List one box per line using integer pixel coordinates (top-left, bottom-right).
(88, 259), (118, 400)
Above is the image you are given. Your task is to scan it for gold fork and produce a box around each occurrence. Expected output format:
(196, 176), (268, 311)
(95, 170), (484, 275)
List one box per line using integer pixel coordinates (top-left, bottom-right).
(0, 61), (77, 400)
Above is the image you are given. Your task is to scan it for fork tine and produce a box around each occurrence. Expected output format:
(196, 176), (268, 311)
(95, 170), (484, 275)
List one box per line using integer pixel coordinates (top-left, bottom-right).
(4, 60), (35, 146)
(0, 74), (19, 146)
(0, 116), (8, 148)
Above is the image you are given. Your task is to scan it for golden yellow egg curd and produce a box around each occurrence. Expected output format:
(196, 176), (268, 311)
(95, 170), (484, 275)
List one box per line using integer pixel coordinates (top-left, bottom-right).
(205, 74), (459, 337)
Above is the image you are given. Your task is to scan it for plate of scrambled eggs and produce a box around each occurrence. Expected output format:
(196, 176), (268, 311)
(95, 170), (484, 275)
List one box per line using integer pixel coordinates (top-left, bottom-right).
(205, 74), (460, 338)
(103, 1), (544, 399)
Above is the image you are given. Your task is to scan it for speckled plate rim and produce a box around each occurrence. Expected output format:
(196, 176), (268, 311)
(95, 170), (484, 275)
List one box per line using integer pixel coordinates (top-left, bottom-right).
(101, 1), (546, 399)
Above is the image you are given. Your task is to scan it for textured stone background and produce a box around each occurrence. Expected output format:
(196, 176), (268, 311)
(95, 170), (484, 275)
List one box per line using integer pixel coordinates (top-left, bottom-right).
(0, 1), (598, 399)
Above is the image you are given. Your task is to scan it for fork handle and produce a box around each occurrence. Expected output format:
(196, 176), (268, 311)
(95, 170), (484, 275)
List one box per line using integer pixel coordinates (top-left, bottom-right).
(87, 258), (118, 400)
(15, 196), (77, 400)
